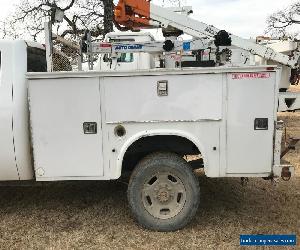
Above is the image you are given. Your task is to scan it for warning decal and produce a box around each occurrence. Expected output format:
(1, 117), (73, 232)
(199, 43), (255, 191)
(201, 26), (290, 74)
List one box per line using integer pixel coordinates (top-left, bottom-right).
(232, 73), (271, 80)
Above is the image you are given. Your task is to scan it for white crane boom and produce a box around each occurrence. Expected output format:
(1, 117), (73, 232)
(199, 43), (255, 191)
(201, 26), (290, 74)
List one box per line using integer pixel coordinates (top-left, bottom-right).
(114, 0), (300, 69)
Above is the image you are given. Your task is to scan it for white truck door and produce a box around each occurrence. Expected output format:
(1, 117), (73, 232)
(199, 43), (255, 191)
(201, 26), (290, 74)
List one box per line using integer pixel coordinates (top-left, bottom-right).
(29, 77), (104, 180)
(226, 72), (276, 174)
(0, 46), (20, 180)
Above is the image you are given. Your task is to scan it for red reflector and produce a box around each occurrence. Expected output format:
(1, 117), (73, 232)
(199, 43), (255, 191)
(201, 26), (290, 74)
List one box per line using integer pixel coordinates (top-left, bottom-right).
(100, 43), (112, 48)
(266, 67), (275, 71)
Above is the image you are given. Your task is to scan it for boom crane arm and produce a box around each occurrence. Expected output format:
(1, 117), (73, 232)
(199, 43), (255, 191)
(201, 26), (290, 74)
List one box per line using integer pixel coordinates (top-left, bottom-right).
(114, 0), (300, 69)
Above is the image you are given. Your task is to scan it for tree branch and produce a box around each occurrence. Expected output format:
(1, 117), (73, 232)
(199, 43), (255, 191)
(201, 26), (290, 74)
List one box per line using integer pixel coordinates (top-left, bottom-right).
(61, 0), (76, 11)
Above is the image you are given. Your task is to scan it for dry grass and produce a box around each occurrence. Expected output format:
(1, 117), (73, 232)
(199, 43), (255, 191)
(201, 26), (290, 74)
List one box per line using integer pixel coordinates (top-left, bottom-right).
(0, 113), (299, 250)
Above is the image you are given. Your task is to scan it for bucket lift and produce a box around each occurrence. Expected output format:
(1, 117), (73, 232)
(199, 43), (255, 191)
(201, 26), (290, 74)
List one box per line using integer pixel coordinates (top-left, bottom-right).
(114, 0), (300, 69)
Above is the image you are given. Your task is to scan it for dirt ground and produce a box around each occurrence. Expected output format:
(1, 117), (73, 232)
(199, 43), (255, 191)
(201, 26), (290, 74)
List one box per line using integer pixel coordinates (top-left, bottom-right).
(0, 109), (299, 250)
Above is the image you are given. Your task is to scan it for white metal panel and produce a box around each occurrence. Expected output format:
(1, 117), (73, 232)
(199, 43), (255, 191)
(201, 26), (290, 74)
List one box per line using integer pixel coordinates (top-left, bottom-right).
(103, 74), (223, 123)
(0, 41), (20, 180)
(12, 41), (34, 180)
(101, 122), (221, 179)
(226, 72), (276, 174)
(29, 77), (104, 179)
(266, 41), (298, 53)
(26, 65), (280, 79)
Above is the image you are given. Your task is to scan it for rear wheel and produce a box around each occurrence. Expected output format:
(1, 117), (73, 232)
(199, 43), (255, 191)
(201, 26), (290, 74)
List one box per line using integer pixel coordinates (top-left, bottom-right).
(127, 152), (200, 231)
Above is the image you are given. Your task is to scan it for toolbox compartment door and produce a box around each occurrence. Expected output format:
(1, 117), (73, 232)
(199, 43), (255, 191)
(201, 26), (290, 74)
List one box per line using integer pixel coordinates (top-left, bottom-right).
(226, 72), (276, 174)
(29, 77), (103, 180)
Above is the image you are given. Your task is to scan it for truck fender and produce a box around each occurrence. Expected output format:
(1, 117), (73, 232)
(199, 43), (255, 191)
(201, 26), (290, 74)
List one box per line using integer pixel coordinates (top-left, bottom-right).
(115, 129), (208, 178)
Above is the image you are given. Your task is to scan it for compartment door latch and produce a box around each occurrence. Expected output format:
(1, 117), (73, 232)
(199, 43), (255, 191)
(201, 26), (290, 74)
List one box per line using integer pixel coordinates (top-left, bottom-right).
(157, 80), (168, 96)
(254, 118), (268, 130)
(83, 122), (97, 134)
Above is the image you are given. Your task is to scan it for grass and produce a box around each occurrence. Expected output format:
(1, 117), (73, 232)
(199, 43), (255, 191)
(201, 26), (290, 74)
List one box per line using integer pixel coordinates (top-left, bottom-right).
(0, 113), (299, 250)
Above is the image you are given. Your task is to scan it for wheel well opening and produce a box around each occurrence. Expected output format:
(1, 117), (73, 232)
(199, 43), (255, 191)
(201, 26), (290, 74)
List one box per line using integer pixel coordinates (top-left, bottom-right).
(122, 135), (203, 175)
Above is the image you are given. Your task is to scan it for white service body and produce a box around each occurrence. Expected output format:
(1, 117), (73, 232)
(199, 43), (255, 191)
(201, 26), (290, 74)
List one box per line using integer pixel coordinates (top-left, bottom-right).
(28, 68), (281, 181)
(0, 40), (293, 182)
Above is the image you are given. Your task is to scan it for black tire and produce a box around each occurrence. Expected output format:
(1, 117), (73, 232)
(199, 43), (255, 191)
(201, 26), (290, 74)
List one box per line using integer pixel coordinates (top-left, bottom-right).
(127, 152), (200, 232)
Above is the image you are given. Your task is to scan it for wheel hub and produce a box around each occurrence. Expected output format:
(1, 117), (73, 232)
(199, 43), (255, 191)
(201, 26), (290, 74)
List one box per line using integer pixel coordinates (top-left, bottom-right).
(157, 187), (171, 203)
(142, 172), (187, 219)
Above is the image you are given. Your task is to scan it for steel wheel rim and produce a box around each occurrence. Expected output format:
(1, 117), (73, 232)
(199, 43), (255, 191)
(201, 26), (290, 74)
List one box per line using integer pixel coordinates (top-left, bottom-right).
(142, 171), (187, 220)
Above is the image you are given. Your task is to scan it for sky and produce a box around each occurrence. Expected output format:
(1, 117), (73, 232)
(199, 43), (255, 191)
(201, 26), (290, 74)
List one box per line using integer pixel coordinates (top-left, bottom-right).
(0, 0), (20, 18)
(0, 0), (299, 39)
(153, 0), (299, 38)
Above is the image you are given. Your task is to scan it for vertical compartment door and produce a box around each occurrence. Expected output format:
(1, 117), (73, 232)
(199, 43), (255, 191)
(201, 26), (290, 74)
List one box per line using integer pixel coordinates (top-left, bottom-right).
(226, 72), (276, 174)
(29, 77), (103, 179)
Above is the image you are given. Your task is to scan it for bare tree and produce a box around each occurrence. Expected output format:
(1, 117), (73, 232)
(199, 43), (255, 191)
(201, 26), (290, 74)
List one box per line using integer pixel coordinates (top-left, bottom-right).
(266, 1), (300, 38)
(0, 0), (114, 42)
(0, 0), (185, 42)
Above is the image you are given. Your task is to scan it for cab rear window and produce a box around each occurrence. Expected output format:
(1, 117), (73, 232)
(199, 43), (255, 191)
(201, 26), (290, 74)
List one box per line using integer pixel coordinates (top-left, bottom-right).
(27, 47), (47, 72)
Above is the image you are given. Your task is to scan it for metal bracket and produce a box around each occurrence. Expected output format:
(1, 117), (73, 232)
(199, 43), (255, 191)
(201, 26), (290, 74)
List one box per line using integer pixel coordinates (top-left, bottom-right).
(281, 137), (300, 158)
(273, 165), (295, 181)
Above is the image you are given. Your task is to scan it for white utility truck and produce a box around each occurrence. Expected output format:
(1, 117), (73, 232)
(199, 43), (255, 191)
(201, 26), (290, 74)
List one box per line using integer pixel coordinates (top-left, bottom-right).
(0, 0), (299, 231)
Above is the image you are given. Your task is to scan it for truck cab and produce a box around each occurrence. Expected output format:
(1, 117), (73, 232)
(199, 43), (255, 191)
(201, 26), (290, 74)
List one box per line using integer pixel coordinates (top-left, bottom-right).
(96, 32), (156, 71)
